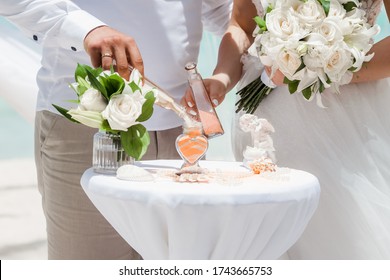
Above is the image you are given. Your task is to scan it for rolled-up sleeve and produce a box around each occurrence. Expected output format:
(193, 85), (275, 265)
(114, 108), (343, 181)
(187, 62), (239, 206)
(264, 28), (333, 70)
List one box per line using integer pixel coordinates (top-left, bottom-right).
(202, 0), (232, 37)
(0, 0), (105, 51)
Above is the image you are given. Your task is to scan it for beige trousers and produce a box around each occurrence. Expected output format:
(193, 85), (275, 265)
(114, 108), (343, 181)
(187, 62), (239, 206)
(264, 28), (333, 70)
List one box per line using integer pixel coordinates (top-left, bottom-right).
(35, 110), (181, 259)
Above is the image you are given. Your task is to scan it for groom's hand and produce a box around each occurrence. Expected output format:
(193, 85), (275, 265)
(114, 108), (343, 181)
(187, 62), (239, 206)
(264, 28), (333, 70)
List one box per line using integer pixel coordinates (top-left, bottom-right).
(83, 26), (144, 80)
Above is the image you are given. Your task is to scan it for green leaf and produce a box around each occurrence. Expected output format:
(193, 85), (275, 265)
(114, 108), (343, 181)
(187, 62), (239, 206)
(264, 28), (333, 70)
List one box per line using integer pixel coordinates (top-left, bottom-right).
(74, 76), (90, 96)
(100, 74), (125, 98)
(319, 80), (325, 93)
(100, 120), (112, 132)
(52, 104), (80, 123)
(129, 81), (141, 93)
(76, 76), (90, 89)
(74, 63), (103, 81)
(253, 16), (267, 32)
(348, 66), (358, 72)
(74, 63), (89, 80)
(86, 68), (108, 99)
(120, 124), (150, 160)
(317, 0), (330, 16)
(287, 79), (300, 94)
(301, 86), (313, 100)
(294, 61), (306, 74)
(136, 91), (156, 122)
(342, 1), (357, 12)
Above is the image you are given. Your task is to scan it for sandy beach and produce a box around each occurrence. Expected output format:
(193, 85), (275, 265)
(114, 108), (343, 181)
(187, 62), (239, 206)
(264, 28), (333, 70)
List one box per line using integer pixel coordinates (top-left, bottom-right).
(0, 95), (47, 259)
(0, 158), (47, 259)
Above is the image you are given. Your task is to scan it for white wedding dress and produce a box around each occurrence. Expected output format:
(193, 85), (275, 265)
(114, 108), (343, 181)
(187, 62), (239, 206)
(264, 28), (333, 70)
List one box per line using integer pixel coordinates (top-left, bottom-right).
(233, 0), (390, 259)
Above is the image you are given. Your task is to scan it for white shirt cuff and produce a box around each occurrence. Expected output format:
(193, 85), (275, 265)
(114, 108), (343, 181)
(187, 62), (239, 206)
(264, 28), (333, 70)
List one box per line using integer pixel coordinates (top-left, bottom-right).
(59, 10), (106, 52)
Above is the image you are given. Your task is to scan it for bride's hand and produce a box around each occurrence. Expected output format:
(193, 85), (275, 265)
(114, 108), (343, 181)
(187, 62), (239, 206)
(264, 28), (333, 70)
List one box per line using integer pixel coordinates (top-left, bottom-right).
(203, 74), (230, 107)
(265, 66), (285, 86)
(180, 74), (229, 114)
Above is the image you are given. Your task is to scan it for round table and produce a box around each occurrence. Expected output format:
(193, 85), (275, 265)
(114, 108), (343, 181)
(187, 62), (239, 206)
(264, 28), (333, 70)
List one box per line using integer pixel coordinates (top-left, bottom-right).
(81, 160), (320, 260)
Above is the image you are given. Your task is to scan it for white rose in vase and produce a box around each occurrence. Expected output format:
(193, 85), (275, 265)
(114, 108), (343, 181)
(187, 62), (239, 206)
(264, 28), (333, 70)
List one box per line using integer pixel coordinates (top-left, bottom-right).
(102, 92), (146, 131)
(78, 88), (107, 112)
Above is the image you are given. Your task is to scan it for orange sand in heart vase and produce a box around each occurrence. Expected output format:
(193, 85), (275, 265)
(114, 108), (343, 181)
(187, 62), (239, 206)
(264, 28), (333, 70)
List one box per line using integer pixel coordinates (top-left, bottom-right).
(176, 127), (208, 165)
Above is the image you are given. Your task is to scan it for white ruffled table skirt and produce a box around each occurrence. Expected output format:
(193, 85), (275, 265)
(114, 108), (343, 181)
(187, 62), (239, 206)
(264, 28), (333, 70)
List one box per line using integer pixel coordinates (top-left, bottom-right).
(81, 160), (320, 260)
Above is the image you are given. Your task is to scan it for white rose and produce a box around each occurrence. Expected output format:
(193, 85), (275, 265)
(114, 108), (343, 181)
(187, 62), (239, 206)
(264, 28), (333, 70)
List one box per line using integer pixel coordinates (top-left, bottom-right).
(276, 47), (302, 80)
(78, 88), (107, 112)
(323, 44), (353, 83)
(303, 33), (330, 69)
(292, 0), (326, 28)
(273, 0), (301, 10)
(266, 9), (303, 40)
(102, 92), (146, 131)
(258, 33), (286, 67)
(317, 17), (343, 43)
(328, 0), (346, 18)
(68, 108), (104, 129)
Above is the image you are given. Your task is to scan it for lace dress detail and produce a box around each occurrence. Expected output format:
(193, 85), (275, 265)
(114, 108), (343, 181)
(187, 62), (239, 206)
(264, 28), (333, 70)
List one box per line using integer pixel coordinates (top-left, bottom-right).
(361, 0), (383, 26)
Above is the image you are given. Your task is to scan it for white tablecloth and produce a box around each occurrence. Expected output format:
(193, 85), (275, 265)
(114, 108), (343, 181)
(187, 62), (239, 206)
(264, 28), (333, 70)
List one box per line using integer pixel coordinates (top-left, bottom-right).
(81, 160), (320, 259)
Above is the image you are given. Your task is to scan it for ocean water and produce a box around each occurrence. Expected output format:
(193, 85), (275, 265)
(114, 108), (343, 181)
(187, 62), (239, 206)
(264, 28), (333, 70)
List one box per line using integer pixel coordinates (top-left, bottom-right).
(0, 8), (389, 161)
(0, 99), (34, 160)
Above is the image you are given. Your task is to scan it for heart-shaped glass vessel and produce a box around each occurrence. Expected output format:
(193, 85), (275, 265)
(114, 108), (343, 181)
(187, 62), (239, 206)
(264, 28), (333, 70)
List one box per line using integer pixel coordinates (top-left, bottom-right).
(175, 122), (208, 166)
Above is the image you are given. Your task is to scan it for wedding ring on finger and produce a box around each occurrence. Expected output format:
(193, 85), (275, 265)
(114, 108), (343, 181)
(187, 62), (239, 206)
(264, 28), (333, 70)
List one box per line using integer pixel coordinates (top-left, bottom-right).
(101, 53), (113, 59)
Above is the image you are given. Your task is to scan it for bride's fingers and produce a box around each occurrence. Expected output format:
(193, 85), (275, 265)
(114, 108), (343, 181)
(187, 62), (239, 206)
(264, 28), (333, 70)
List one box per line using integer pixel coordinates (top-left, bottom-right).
(181, 88), (198, 116)
(265, 66), (284, 86)
(204, 78), (226, 107)
(265, 66), (271, 76)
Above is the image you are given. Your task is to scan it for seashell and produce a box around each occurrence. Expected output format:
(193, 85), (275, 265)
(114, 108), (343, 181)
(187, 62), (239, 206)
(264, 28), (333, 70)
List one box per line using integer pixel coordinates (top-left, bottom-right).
(176, 173), (209, 183)
(116, 165), (154, 181)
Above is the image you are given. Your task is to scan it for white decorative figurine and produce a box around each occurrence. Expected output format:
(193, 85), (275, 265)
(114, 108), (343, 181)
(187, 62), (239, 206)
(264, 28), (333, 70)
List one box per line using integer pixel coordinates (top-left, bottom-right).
(239, 114), (276, 174)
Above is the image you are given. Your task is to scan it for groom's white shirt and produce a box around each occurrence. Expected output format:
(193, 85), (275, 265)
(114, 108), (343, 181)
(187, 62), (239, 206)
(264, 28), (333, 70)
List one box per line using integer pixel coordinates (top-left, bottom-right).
(0, 0), (232, 130)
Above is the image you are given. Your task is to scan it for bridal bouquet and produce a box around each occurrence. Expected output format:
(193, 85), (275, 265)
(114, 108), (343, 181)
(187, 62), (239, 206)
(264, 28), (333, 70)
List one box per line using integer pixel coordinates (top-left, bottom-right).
(236, 0), (379, 113)
(53, 64), (156, 160)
